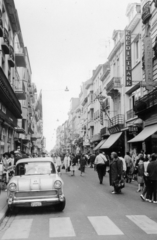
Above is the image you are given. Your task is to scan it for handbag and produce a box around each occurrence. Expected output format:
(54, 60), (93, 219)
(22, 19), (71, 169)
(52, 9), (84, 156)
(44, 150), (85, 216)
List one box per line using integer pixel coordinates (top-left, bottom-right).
(114, 179), (125, 189)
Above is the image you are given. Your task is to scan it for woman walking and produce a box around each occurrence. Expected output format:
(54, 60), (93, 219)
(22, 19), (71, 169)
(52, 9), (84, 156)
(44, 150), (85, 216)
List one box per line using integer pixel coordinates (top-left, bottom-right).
(109, 152), (123, 194)
(80, 155), (86, 176)
(63, 153), (71, 172)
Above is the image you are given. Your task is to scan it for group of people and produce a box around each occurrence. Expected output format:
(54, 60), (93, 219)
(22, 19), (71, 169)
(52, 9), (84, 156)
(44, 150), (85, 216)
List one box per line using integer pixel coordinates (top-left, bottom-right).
(94, 150), (157, 203)
(51, 153), (87, 176)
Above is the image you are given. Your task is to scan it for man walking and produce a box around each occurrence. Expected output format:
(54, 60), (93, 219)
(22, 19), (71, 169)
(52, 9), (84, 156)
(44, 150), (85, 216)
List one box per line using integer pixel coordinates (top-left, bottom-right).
(94, 150), (107, 184)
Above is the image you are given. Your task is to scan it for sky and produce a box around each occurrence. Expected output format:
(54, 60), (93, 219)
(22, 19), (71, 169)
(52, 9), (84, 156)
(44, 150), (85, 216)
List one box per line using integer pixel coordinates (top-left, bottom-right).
(14, 0), (140, 151)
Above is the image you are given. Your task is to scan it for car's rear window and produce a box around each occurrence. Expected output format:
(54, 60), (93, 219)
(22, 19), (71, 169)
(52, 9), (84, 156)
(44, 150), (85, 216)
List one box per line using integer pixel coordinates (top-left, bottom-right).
(16, 162), (56, 176)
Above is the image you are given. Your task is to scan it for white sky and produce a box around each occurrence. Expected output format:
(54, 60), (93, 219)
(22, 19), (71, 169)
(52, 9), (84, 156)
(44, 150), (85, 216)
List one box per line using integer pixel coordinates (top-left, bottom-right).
(14, 0), (140, 151)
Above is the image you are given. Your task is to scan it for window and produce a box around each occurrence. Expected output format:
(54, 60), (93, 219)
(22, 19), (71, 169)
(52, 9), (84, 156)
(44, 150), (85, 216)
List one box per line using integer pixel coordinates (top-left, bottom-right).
(135, 40), (139, 62)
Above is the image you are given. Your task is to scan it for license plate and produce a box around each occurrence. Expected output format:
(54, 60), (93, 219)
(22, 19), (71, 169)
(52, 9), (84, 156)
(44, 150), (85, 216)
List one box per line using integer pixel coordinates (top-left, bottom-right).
(31, 202), (42, 207)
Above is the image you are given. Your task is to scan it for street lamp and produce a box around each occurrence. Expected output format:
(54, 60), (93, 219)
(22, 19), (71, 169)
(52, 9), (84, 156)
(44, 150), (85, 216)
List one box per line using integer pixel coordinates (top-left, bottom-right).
(65, 86), (69, 92)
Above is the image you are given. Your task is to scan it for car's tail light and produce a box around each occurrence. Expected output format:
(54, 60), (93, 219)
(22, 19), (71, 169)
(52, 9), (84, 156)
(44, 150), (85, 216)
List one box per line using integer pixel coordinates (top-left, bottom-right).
(54, 180), (62, 189)
(8, 183), (17, 191)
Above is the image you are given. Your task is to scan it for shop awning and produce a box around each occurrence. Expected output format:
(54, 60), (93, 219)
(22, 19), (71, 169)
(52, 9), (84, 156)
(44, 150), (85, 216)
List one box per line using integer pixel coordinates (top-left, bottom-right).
(93, 139), (107, 151)
(100, 132), (122, 149)
(128, 124), (157, 143)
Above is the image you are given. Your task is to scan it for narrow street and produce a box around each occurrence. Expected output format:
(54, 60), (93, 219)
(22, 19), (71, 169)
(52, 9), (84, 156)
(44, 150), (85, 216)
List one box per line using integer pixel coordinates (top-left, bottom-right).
(0, 167), (157, 240)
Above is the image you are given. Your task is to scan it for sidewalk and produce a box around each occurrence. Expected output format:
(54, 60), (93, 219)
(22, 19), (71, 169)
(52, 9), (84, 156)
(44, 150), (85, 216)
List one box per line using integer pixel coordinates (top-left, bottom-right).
(0, 190), (7, 224)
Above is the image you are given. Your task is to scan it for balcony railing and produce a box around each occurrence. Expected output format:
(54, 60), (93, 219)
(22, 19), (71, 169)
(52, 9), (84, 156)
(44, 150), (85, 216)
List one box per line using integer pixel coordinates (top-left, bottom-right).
(14, 69), (26, 100)
(8, 45), (15, 67)
(15, 43), (26, 67)
(2, 28), (9, 54)
(108, 114), (124, 128)
(106, 77), (121, 94)
(126, 109), (136, 120)
(134, 87), (157, 114)
(0, 18), (3, 37)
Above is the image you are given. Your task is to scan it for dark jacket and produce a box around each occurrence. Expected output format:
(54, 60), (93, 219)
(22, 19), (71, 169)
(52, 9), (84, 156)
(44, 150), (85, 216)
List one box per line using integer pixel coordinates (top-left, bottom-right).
(109, 158), (123, 186)
(147, 160), (157, 180)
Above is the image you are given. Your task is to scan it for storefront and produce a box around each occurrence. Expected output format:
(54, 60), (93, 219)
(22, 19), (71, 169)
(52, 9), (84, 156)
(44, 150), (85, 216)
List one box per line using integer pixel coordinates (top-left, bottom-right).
(128, 124), (157, 154)
(100, 122), (125, 156)
(0, 67), (22, 158)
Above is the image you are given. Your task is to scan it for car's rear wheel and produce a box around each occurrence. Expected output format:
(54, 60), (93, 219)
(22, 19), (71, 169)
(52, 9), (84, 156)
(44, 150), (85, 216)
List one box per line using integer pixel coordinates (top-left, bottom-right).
(56, 199), (66, 212)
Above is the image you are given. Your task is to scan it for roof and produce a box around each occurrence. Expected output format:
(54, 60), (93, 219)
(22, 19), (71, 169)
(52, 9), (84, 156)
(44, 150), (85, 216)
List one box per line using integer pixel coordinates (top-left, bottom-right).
(16, 157), (53, 164)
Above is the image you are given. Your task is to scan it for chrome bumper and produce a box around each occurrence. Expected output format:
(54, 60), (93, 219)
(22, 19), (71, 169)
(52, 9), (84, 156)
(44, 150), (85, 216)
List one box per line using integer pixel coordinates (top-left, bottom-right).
(8, 195), (65, 205)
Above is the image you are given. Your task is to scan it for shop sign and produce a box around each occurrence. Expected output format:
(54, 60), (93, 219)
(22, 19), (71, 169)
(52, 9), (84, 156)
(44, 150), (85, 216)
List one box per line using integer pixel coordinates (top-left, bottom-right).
(142, 1), (151, 24)
(125, 30), (132, 87)
(144, 37), (153, 90)
(108, 125), (122, 134)
(128, 126), (138, 134)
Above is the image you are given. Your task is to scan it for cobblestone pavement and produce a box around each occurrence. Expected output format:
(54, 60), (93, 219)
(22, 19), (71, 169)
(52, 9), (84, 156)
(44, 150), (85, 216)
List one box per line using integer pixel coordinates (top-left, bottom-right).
(0, 167), (157, 240)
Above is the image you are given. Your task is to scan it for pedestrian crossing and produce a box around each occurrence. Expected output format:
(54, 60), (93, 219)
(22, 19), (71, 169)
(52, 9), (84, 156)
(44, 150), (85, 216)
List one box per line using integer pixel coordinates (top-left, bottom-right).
(1, 215), (157, 239)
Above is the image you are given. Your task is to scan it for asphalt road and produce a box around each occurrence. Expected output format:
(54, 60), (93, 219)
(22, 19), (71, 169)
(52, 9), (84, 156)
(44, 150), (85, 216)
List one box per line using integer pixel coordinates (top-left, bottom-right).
(0, 167), (157, 240)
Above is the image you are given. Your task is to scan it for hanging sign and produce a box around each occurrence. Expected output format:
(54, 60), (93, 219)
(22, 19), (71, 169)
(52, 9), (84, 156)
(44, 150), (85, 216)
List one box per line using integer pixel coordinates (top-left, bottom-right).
(144, 37), (153, 90)
(125, 30), (132, 87)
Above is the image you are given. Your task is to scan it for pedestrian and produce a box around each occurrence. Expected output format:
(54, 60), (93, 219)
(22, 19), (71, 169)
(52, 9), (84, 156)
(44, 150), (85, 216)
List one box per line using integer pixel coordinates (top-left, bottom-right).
(79, 154), (86, 176)
(124, 152), (134, 183)
(55, 154), (62, 176)
(140, 156), (150, 201)
(89, 152), (95, 168)
(118, 152), (126, 179)
(70, 154), (78, 176)
(109, 152), (123, 194)
(63, 153), (71, 172)
(147, 153), (157, 203)
(136, 154), (144, 192)
(94, 150), (107, 184)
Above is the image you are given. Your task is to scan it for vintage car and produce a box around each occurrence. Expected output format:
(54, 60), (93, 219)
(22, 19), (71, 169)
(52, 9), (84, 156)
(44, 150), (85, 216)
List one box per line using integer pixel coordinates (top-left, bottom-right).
(7, 158), (66, 212)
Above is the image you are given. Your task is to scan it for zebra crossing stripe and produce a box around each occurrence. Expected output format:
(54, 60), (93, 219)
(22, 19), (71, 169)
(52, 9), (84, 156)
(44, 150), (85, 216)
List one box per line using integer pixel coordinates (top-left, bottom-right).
(127, 215), (157, 234)
(2, 219), (33, 239)
(49, 217), (76, 238)
(88, 216), (124, 235)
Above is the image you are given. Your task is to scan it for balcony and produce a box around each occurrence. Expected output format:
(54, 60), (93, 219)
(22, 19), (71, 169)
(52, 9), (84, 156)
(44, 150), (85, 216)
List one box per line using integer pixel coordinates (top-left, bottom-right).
(15, 46), (26, 67)
(0, 18), (3, 37)
(14, 70), (26, 100)
(134, 87), (157, 119)
(2, 28), (9, 54)
(106, 77), (121, 97)
(126, 109), (136, 121)
(8, 45), (15, 67)
(108, 114), (124, 134)
(100, 127), (109, 137)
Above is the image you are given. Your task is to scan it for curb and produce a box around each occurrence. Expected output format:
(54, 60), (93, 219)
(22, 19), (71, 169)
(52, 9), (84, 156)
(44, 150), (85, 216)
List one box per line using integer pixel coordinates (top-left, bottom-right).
(0, 204), (8, 225)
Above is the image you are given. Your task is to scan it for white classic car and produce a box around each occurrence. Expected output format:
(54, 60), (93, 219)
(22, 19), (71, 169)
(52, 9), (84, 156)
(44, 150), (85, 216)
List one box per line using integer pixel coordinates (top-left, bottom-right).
(7, 158), (66, 212)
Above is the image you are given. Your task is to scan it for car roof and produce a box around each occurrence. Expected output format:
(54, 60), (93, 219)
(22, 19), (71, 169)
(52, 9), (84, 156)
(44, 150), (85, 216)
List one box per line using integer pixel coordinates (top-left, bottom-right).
(16, 157), (54, 165)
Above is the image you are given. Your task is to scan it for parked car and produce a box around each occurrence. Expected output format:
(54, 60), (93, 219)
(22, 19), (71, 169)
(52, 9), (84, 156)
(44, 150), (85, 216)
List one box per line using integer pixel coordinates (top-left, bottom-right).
(7, 158), (66, 212)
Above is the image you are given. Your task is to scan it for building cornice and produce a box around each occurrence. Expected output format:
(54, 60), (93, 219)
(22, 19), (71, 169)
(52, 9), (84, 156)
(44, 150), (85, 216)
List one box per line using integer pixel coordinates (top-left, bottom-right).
(108, 41), (122, 61)
(126, 13), (141, 32)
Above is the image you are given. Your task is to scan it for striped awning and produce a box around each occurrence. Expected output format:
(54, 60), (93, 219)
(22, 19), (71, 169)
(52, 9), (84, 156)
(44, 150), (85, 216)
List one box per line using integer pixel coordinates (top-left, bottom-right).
(93, 139), (107, 151)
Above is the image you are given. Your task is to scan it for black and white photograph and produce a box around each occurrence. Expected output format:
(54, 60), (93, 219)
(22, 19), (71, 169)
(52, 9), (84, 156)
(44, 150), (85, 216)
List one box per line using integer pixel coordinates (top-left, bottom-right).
(0, 0), (157, 239)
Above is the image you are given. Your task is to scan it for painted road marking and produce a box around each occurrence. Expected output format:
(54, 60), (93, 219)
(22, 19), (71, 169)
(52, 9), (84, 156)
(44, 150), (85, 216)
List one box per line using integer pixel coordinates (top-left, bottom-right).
(2, 219), (33, 239)
(49, 217), (76, 238)
(88, 216), (124, 236)
(127, 215), (157, 234)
